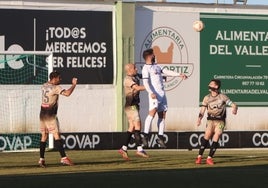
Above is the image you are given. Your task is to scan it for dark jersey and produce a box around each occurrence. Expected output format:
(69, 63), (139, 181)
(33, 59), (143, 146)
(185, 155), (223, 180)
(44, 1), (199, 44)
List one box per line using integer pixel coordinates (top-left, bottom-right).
(124, 75), (141, 107)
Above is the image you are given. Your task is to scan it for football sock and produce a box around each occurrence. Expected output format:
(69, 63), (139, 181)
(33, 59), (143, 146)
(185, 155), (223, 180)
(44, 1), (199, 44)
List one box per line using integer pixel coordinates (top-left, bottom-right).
(40, 141), (46, 158)
(208, 141), (219, 158)
(157, 118), (165, 135)
(122, 145), (127, 151)
(134, 130), (142, 146)
(143, 133), (149, 138)
(198, 138), (209, 156)
(144, 115), (153, 134)
(158, 134), (164, 140)
(137, 146), (143, 152)
(55, 139), (66, 158)
(125, 131), (132, 146)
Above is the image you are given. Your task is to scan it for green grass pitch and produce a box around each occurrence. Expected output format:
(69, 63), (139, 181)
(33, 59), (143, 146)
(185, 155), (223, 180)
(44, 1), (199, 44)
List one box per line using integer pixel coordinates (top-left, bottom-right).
(0, 149), (268, 188)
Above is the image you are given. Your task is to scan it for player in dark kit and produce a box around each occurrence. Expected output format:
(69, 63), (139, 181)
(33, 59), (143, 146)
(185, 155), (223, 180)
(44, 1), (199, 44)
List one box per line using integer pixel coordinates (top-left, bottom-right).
(195, 79), (237, 165)
(118, 63), (149, 160)
(39, 71), (77, 167)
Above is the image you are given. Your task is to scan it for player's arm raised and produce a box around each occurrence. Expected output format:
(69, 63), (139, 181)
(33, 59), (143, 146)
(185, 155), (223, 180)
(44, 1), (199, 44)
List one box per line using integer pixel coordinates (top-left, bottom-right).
(161, 69), (188, 80)
(61, 78), (77, 97)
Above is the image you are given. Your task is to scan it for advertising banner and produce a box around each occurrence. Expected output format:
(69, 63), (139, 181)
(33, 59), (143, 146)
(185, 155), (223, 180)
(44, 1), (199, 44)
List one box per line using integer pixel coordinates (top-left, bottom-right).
(1, 132), (267, 151)
(180, 131), (268, 149)
(60, 132), (177, 150)
(0, 133), (40, 151)
(200, 13), (268, 106)
(0, 9), (113, 84)
(60, 131), (268, 150)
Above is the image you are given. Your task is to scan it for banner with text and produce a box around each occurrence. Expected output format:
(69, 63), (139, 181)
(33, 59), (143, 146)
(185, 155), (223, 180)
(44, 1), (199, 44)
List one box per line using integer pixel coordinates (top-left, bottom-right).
(0, 9), (113, 84)
(1, 132), (268, 151)
(200, 13), (268, 106)
(58, 131), (268, 150)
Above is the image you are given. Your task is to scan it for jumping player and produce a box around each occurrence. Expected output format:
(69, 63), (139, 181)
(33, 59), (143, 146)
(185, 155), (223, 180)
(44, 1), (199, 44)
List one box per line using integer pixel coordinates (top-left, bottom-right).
(195, 79), (238, 165)
(38, 71), (77, 167)
(142, 48), (187, 148)
(118, 63), (149, 160)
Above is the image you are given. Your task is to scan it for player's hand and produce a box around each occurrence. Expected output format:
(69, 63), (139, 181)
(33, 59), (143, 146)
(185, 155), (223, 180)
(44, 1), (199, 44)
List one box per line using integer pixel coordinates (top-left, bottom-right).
(180, 73), (188, 80)
(151, 93), (156, 99)
(72, 78), (78, 85)
(232, 107), (238, 115)
(197, 118), (201, 126)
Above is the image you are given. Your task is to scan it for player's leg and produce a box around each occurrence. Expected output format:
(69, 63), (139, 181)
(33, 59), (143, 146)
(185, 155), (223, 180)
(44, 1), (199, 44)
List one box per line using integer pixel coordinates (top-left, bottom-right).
(132, 111), (142, 150)
(156, 96), (168, 148)
(118, 106), (135, 160)
(195, 120), (213, 164)
(132, 110), (149, 158)
(144, 95), (158, 134)
(207, 120), (225, 165)
(143, 96), (157, 147)
(118, 129), (132, 160)
(40, 131), (48, 154)
(39, 117), (48, 167)
(52, 118), (66, 158)
(156, 110), (167, 148)
(134, 128), (149, 158)
(51, 117), (73, 165)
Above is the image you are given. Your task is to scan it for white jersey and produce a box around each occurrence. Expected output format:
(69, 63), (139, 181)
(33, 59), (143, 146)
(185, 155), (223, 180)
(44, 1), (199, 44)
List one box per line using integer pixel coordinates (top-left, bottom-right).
(142, 63), (165, 97)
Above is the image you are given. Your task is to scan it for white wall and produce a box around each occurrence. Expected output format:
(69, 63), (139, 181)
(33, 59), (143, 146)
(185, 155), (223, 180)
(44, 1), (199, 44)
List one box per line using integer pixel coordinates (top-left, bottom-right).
(58, 85), (116, 132)
(0, 85), (116, 133)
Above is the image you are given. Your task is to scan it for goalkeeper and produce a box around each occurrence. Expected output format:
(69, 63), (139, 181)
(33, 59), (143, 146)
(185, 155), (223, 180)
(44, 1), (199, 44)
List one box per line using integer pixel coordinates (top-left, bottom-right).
(195, 79), (238, 165)
(38, 71), (77, 167)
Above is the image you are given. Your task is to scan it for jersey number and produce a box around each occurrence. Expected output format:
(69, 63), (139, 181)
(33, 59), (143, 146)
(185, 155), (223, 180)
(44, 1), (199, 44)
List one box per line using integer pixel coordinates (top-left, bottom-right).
(42, 90), (49, 103)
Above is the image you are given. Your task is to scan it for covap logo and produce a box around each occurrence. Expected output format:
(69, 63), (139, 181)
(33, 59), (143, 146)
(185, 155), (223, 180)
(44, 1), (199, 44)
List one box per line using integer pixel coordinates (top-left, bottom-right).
(139, 26), (193, 91)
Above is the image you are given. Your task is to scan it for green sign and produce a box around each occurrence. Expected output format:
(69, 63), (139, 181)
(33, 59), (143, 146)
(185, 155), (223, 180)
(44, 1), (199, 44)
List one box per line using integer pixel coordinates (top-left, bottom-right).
(200, 13), (268, 106)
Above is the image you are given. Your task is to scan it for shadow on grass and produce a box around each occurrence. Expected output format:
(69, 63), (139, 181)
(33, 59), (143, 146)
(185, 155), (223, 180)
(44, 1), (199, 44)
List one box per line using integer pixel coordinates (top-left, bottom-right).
(0, 164), (268, 188)
(0, 158), (127, 169)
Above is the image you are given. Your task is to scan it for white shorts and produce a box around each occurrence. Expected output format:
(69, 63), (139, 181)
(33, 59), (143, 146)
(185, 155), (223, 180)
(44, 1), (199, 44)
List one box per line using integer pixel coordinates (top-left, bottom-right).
(148, 94), (168, 112)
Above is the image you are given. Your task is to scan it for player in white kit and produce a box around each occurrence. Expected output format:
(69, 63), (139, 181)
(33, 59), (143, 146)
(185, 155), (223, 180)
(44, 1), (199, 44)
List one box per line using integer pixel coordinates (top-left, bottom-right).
(141, 48), (187, 148)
